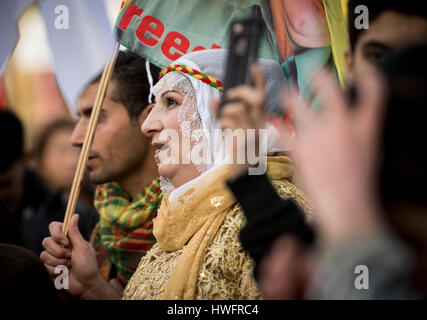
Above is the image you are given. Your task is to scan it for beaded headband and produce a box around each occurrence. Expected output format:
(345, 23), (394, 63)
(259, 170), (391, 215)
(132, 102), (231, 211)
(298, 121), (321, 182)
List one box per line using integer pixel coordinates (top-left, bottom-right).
(159, 64), (224, 91)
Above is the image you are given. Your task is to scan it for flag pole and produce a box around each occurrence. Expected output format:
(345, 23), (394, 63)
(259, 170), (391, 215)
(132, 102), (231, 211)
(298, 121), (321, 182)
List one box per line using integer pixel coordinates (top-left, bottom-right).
(62, 42), (120, 236)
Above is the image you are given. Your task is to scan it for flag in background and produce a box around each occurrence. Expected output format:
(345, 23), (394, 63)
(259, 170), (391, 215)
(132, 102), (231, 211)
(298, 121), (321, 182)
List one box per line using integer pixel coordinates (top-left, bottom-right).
(115, 0), (349, 83)
(114, 0), (280, 69)
(324, 0), (350, 87)
(1, 0), (116, 113)
(264, 0), (349, 113)
(119, 0), (132, 16)
(0, 0), (35, 73)
(38, 0), (115, 113)
(342, 0), (349, 23)
(114, 0), (350, 129)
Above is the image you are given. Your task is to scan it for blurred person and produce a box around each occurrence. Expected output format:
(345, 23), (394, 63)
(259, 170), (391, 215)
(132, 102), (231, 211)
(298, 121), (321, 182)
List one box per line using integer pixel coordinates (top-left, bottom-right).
(217, 0), (427, 299)
(377, 46), (427, 297)
(290, 45), (427, 299)
(34, 117), (96, 209)
(23, 119), (98, 255)
(35, 118), (80, 194)
(41, 51), (162, 298)
(279, 0), (427, 299)
(0, 244), (59, 300)
(221, 45), (427, 299)
(0, 110), (95, 255)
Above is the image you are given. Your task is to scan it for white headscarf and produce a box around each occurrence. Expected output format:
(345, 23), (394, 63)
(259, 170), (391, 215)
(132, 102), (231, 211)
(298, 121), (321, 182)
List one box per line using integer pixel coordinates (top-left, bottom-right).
(151, 49), (286, 198)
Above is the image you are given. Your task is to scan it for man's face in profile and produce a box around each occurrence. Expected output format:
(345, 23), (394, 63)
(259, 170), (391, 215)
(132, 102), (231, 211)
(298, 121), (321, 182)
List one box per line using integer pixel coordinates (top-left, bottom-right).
(71, 81), (149, 185)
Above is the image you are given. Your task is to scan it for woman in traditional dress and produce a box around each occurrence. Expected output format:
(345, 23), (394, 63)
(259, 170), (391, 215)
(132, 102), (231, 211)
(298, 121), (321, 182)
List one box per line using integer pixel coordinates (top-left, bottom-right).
(123, 49), (312, 300)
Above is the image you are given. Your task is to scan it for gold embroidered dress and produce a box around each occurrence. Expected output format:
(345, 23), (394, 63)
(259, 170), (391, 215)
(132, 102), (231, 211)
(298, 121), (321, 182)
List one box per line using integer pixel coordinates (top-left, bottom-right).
(123, 156), (312, 300)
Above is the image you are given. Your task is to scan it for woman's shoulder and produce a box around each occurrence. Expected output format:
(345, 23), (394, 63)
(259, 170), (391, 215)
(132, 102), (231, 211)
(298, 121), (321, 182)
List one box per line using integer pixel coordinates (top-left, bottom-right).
(196, 205), (260, 299)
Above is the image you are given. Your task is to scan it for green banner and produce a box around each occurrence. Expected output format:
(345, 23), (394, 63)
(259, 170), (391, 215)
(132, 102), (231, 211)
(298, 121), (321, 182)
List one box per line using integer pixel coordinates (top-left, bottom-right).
(115, 0), (279, 68)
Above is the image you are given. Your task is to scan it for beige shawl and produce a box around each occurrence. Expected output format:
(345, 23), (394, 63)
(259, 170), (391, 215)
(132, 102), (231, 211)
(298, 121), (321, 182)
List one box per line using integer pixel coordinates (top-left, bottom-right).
(153, 156), (294, 299)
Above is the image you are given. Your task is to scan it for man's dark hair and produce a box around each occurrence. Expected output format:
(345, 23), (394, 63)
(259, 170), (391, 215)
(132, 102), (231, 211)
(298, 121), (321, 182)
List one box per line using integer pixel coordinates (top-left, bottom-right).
(347, 1), (427, 50)
(91, 50), (160, 119)
(0, 244), (59, 300)
(377, 45), (427, 295)
(0, 110), (24, 173)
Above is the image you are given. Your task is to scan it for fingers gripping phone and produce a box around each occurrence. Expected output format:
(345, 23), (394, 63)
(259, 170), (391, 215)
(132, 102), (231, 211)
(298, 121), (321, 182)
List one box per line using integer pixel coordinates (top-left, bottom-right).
(219, 6), (264, 111)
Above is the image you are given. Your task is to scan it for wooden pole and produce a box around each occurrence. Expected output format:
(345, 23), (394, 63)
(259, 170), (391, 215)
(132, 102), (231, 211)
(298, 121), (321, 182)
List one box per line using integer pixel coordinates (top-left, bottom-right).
(62, 42), (120, 235)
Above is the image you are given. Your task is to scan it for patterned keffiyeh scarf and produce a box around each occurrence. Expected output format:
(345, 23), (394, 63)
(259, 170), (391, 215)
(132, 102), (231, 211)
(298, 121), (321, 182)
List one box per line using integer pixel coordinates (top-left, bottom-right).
(90, 178), (162, 284)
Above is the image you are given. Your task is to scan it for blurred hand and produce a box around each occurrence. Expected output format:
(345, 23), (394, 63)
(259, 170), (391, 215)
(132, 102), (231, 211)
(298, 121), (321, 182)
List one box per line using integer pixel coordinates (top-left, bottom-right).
(283, 69), (386, 245)
(212, 64), (267, 179)
(258, 235), (311, 300)
(109, 278), (125, 297)
(41, 214), (102, 298)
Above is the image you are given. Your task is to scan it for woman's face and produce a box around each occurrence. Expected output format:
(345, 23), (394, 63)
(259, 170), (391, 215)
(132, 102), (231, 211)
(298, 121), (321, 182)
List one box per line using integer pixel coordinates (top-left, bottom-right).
(141, 77), (201, 189)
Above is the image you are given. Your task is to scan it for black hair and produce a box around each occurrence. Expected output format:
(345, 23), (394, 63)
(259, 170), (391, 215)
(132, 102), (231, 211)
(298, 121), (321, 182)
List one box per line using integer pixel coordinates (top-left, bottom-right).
(347, 1), (427, 50)
(0, 244), (59, 300)
(0, 110), (24, 173)
(377, 45), (427, 294)
(0, 200), (24, 246)
(91, 50), (160, 119)
(378, 45), (427, 207)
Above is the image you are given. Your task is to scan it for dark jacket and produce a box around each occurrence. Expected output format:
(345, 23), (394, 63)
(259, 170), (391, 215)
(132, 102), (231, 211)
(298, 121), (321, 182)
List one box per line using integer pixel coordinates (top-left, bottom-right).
(226, 172), (314, 279)
(0, 199), (24, 246)
(17, 170), (98, 255)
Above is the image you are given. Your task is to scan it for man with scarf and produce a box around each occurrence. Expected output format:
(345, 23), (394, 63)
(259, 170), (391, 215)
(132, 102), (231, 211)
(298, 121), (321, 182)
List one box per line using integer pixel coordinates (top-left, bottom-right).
(40, 51), (162, 299)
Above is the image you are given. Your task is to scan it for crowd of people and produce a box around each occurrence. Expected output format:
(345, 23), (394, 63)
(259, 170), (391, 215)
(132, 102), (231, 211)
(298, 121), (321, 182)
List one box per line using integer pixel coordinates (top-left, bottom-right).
(0, 0), (426, 300)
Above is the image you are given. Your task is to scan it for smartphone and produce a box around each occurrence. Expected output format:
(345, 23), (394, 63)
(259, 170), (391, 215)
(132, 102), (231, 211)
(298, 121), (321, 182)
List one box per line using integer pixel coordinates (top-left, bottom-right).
(219, 6), (264, 111)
